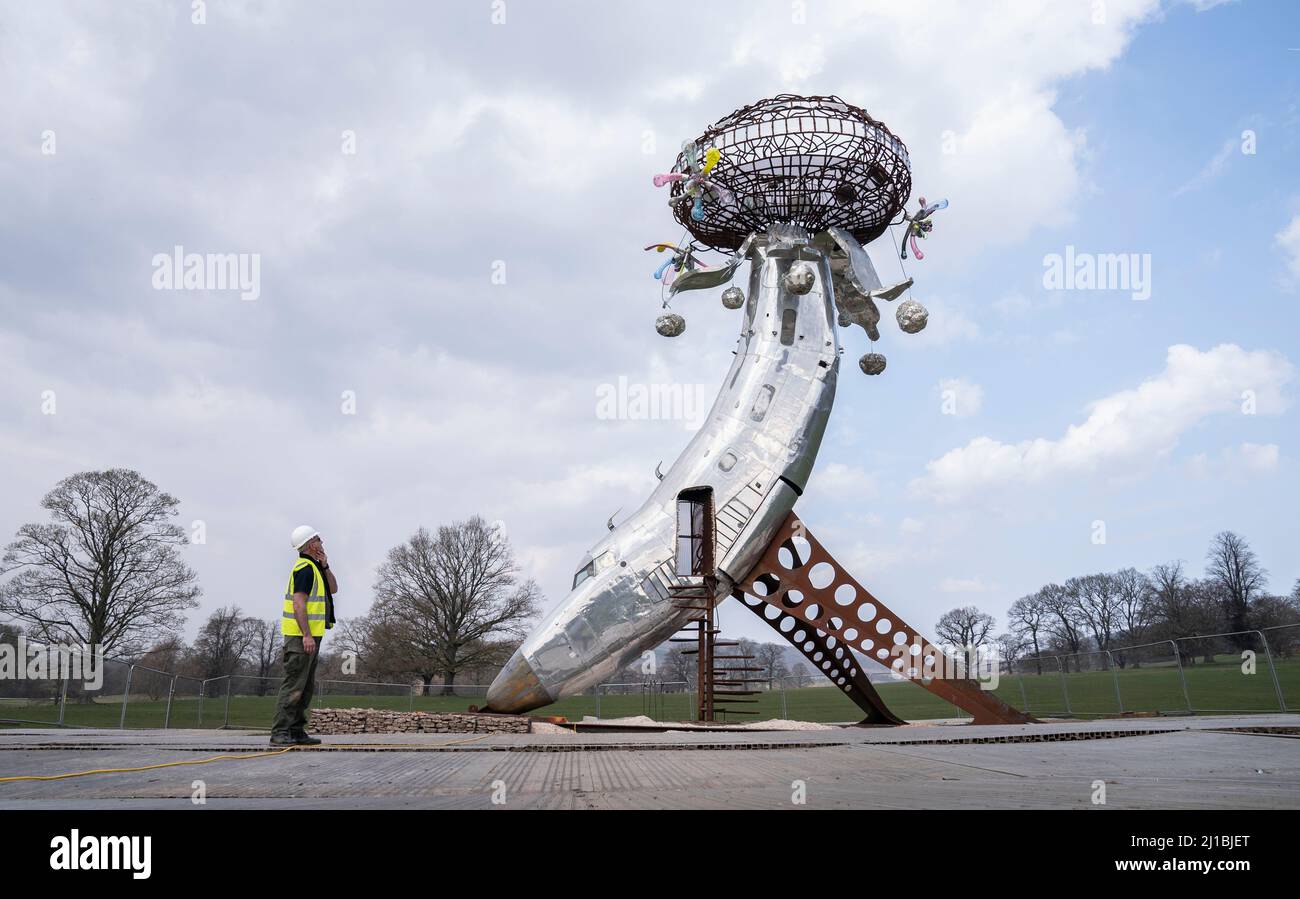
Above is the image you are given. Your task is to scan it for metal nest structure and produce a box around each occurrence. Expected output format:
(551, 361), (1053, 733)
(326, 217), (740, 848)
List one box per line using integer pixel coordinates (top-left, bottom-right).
(669, 94), (912, 251)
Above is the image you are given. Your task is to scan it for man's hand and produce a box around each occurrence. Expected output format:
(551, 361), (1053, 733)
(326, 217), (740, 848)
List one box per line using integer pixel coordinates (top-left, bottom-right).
(303, 635), (317, 655)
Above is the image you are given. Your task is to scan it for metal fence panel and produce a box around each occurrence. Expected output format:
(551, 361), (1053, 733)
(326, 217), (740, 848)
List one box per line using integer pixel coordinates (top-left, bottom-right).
(1006, 657), (1069, 716)
(1176, 630), (1284, 713)
(6, 621), (1298, 730)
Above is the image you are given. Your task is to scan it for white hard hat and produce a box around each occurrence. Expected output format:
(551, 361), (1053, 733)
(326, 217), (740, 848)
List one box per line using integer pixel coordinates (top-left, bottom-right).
(290, 525), (320, 550)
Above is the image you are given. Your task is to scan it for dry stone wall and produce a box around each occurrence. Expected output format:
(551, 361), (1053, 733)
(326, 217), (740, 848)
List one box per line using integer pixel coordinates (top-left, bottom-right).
(308, 708), (530, 735)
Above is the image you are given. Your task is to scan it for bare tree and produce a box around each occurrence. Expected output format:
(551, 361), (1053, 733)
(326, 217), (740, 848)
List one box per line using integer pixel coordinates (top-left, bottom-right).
(1148, 562), (1222, 664)
(1112, 567), (1152, 666)
(0, 469), (201, 656)
(995, 632), (1026, 674)
(1205, 531), (1268, 639)
(246, 618), (280, 695)
(934, 605), (996, 679)
(935, 606), (995, 648)
(134, 636), (187, 700)
(1040, 583), (1087, 670)
(1067, 573), (1122, 655)
(1252, 594), (1300, 658)
(1007, 592), (1049, 674)
(371, 517), (541, 693)
(191, 605), (260, 681)
(752, 643), (786, 689)
(341, 608), (430, 684)
(664, 645), (696, 689)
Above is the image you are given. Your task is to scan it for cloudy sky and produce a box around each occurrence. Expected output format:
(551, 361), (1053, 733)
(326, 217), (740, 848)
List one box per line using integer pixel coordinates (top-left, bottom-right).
(2, 0), (1297, 656)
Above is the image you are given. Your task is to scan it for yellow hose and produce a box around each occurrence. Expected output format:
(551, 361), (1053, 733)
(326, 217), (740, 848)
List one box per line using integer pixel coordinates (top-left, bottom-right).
(0, 747), (299, 783)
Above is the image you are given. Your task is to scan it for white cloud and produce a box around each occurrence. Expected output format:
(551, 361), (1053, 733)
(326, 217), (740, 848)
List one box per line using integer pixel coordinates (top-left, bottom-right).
(908, 298), (982, 346)
(936, 377), (984, 418)
(1237, 442), (1281, 472)
(1171, 138), (1236, 197)
(0, 0), (1178, 639)
(705, 0), (1162, 259)
(900, 517), (925, 535)
(912, 344), (1293, 503)
(993, 293), (1032, 317)
(1276, 214), (1300, 280)
(804, 462), (879, 505)
(1191, 442), (1281, 477)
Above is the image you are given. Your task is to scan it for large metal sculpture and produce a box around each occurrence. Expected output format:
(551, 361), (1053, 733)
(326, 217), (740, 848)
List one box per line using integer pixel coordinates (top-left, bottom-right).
(486, 96), (1029, 725)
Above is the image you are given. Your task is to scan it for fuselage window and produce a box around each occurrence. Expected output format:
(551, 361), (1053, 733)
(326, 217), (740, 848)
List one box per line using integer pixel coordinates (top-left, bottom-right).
(572, 551), (614, 589)
(750, 384), (775, 422)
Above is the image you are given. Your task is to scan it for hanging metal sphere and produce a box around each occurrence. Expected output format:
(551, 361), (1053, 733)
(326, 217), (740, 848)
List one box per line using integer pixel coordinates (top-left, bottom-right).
(721, 286), (745, 310)
(896, 299), (929, 334)
(859, 352), (887, 375)
(784, 261), (816, 295)
(655, 312), (686, 337)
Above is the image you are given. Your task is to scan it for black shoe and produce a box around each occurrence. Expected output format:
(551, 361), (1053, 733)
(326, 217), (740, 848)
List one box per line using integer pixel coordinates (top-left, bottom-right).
(292, 733), (322, 745)
(269, 733), (297, 746)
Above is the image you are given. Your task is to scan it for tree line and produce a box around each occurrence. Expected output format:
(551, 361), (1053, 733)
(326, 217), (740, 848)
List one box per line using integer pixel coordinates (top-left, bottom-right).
(935, 531), (1300, 673)
(0, 469), (541, 694)
(4, 469), (1297, 695)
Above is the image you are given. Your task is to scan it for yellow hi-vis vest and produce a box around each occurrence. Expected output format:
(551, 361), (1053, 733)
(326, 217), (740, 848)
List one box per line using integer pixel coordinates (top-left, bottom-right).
(283, 557), (327, 638)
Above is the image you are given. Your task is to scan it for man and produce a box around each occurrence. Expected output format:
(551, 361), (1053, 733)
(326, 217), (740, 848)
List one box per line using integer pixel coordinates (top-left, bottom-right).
(271, 524), (338, 746)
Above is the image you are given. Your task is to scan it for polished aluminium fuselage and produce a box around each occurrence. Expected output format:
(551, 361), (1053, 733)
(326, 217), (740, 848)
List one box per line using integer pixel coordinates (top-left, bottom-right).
(486, 233), (841, 712)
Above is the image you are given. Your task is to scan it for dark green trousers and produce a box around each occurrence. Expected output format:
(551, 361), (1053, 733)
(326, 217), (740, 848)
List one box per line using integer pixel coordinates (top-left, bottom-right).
(272, 635), (321, 738)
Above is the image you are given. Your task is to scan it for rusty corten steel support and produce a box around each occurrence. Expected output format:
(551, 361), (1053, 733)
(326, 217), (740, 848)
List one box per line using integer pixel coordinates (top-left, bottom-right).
(733, 513), (1034, 725)
(734, 587), (903, 725)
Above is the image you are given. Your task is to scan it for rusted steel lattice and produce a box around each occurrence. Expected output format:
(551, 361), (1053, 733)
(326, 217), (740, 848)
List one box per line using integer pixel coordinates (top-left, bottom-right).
(734, 513), (1033, 725)
(735, 589), (903, 725)
(671, 94), (913, 251)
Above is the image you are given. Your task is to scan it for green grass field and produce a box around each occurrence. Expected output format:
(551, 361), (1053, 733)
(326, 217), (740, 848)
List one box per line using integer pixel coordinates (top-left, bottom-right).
(3, 656), (1296, 729)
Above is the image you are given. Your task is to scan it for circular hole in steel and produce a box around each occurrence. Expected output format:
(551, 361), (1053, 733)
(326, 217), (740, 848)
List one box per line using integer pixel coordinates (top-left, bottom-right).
(808, 562), (836, 589)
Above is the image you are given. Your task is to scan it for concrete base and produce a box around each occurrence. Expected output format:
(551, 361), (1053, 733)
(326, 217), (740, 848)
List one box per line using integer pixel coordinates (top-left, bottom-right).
(1, 714), (1296, 809)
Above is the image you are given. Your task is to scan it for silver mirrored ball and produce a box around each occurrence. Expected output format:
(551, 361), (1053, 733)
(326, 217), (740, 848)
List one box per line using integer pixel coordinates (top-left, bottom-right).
(896, 298), (929, 334)
(783, 261), (816, 295)
(655, 312), (686, 337)
(858, 352), (887, 375)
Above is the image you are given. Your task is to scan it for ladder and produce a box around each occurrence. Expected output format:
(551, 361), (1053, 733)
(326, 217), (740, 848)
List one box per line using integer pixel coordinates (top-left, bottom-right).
(670, 579), (761, 722)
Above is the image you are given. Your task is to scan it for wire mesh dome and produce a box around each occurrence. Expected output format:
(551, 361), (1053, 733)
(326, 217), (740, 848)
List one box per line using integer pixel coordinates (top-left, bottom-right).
(669, 94), (912, 251)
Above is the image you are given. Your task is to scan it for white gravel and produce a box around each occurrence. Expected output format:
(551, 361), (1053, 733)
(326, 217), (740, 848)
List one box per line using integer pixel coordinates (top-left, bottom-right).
(562, 715), (837, 732)
(731, 718), (836, 731)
